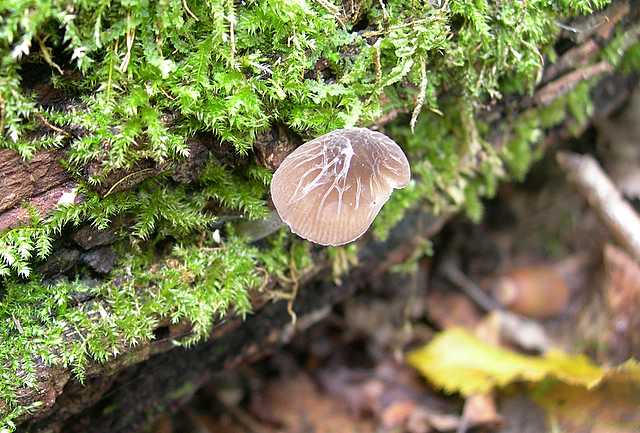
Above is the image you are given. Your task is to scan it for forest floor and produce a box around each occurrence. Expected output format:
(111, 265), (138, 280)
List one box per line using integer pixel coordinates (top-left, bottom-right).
(146, 87), (640, 433)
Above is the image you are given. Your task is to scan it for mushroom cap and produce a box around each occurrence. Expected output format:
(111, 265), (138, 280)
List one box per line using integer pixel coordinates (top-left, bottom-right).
(270, 127), (411, 246)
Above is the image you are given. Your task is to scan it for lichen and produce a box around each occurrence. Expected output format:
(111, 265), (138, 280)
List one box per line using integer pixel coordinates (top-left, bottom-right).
(0, 0), (629, 429)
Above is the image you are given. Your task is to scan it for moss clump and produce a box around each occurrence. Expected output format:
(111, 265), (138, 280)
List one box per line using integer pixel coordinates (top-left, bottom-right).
(0, 226), (313, 412)
(1, 0), (608, 158)
(0, 160), (271, 277)
(1, 1), (613, 274)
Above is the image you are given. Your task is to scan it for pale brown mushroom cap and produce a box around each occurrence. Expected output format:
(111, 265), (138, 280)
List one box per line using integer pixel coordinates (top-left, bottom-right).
(270, 127), (411, 246)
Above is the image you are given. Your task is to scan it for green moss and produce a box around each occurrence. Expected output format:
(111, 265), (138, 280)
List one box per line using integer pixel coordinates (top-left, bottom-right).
(0, 226), (312, 413)
(0, 0), (614, 272)
(0, 0), (608, 156)
(0, 0), (629, 429)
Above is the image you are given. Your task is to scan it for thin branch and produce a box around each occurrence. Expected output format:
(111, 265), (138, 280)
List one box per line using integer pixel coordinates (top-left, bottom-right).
(37, 35), (64, 75)
(534, 61), (613, 106)
(35, 113), (70, 137)
(441, 261), (502, 312)
(104, 168), (156, 197)
(557, 151), (640, 261)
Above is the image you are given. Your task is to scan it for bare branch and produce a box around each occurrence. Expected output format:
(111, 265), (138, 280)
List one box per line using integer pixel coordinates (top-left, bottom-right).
(557, 151), (640, 261)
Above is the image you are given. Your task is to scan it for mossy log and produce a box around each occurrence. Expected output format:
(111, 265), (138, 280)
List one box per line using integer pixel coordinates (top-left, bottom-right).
(18, 210), (446, 433)
(1, 1), (640, 431)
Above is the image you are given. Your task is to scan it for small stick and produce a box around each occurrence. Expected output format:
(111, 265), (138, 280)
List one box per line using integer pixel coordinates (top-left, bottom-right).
(441, 261), (501, 312)
(37, 35), (64, 75)
(534, 61), (612, 106)
(104, 168), (156, 197)
(441, 261), (550, 352)
(35, 113), (70, 136)
(557, 151), (640, 261)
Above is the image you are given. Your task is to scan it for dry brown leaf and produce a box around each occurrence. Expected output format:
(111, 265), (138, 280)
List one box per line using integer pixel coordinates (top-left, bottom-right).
(425, 291), (482, 330)
(491, 264), (570, 319)
(604, 243), (640, 360)
(251, 372), (376, 433)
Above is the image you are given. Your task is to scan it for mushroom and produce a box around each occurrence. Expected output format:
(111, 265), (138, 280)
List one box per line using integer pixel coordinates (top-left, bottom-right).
(270, 127), (410, 246)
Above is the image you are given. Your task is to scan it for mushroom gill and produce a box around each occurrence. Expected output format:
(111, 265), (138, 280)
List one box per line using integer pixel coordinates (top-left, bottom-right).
(270, 127), (411, 246)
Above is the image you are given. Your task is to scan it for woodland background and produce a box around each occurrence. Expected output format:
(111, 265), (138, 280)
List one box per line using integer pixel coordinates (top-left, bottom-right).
(1, 1), (640, 432)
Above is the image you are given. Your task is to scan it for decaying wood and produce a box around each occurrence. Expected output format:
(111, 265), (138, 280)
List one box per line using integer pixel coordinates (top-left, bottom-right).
(542, 40), (601, 82)
(538, 3), (631, 88)
(17, 211), (445, 433)
(0, 181), (79, 231)
(558, 151), (640, 262)
(0, 136), (218, 230)
(0, 149), (70, 213)
(560, 0), (630, 44)
(0, 149), (77, 230)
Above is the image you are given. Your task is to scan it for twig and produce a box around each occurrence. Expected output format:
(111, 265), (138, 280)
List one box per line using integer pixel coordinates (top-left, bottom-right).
(534, 61), (613, 106)
(441, 261), (501, 312)
(104, 168), (156, 197)
(557, 151), (640, 261)
(35, 113), (70, 136)
(441, 261), (549, 352)
(555, 20), (580, 34)
(37, 35), (64, 75)
(595, 1), (631, 39)
(541, 39), (599, 82)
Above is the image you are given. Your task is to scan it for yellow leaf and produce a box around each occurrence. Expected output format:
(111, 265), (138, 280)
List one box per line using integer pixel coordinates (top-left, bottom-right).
(408, 329), (640, 431)
(407, 328), (603, 395)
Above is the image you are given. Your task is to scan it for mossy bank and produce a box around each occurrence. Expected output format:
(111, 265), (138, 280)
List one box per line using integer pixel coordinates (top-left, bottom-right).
(1, 0), (639, 429)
